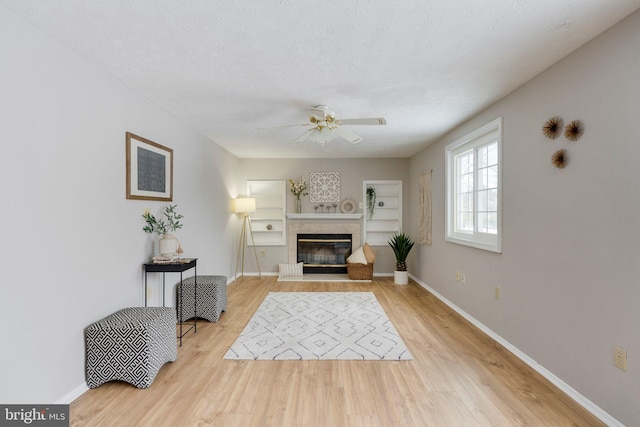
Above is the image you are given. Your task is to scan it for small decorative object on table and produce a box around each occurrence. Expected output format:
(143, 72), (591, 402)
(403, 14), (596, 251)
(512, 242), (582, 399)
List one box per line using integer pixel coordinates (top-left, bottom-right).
(142, 204), (184, 258)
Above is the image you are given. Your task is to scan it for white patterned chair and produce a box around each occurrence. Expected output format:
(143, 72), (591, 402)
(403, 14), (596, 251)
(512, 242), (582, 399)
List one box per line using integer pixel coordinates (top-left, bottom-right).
(85, 307), (177, 389)
(177, 275), (227, 322)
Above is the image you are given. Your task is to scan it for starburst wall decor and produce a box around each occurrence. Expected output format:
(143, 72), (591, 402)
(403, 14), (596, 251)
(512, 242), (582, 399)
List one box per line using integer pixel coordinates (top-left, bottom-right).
(564, 120), (584, 141)
(309, 172), (340, 203)
(542, 116), (563, 139)
(542, 116), (585, 169)
(551, 149), (567, 168)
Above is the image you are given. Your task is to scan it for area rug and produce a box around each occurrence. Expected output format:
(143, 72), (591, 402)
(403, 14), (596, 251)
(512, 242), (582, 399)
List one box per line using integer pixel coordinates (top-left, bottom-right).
(223, 292), (412, 360)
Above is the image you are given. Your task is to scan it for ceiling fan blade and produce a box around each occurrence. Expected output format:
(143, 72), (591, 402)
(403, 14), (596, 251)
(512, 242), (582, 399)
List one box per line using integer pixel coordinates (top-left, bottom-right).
(293, 129), (313, 144)
(259, 123), (310, 129)
(335, 118), (387, 126)
(331, 127), (363, 144)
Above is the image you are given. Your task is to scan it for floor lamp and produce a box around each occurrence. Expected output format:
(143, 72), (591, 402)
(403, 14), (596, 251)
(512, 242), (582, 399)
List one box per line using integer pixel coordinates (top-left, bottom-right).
(233, 197), (262, 279)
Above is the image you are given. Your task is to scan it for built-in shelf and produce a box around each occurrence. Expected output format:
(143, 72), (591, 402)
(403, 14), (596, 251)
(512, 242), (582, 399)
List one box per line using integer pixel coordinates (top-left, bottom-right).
(363, 180), (402, 246)
(286, 213), (363, 220)
(248, 180), (286, 246)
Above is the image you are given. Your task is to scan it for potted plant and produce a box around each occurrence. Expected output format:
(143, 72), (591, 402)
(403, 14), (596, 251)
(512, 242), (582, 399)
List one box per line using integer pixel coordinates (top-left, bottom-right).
(366, 186), (376, 219)
(388, 232), (414, 285)
(143, 204), (184, 257)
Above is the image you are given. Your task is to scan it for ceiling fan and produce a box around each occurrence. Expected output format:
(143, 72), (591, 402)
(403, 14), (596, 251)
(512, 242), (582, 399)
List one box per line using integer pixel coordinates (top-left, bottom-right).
(272, 105), (387, 145)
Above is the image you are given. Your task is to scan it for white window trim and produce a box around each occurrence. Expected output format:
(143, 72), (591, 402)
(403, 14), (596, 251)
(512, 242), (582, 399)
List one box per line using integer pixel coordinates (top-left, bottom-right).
(446, 117), (503, 253)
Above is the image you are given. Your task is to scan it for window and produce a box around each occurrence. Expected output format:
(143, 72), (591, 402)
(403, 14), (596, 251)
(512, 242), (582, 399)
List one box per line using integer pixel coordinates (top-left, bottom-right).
(446, 117), (502, 253)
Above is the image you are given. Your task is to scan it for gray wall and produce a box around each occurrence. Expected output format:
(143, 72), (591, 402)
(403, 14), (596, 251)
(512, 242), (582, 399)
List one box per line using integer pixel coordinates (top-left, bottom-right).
(237, 158), (410, 274)
(0, 6), (239, 403)
(408, 10), (640, 426)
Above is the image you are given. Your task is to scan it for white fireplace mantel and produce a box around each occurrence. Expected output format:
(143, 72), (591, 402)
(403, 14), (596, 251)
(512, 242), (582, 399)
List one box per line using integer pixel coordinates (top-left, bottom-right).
(286, 213), (362, 220)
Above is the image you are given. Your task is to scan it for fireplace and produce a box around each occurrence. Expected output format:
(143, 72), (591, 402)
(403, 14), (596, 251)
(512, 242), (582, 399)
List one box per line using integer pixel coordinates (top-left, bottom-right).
(286, 213), (362, 273)
(297, 234), (352, 274)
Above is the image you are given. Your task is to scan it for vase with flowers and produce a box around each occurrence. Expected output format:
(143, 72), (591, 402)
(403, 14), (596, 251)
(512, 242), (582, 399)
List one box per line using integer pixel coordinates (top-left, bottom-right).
(289, 176), (308, 213)
(142, 204), (184, 258)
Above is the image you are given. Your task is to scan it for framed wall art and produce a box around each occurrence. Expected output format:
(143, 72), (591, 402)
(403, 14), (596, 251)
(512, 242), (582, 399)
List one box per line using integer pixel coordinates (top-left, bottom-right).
(126, 132), (173, 201)
(309, 172), (340, 203)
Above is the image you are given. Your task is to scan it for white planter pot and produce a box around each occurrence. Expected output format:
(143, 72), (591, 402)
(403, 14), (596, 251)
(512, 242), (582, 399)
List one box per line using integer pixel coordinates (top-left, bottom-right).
(158, 234), (179, 257)
(394, 271), (409, 285)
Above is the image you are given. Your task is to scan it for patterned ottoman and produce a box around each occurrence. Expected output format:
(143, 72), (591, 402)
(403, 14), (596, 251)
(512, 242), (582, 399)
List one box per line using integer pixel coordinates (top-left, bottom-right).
(177, 275), (227, 322)
(85, 307), (177, 389)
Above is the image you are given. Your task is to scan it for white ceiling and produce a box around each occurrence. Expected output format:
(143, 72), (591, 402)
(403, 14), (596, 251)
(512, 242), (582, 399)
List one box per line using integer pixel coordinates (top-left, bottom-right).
(3, 1), (640, 158)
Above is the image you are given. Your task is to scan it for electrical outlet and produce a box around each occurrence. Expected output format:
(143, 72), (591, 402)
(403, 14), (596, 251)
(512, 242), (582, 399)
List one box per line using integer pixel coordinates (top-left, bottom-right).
(260, 250), (266, 258)
(614, 346), (627, 371)
(461, 274), (466, 285)
(146, 287), (152, 299)
(495, 286), (500, 300)
(455, 271), (460, 281)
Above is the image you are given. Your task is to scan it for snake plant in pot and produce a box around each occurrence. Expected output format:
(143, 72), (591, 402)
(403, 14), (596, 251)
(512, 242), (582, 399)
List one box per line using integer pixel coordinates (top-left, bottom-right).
(388, 232), (415, 285)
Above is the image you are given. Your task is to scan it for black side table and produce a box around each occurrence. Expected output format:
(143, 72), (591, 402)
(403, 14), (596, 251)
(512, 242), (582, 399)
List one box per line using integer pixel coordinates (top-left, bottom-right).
(143, 258), (197, 346)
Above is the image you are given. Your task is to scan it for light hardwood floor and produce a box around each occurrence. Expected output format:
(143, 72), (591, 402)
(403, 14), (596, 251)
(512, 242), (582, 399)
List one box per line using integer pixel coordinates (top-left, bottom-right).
(71, 277), (605, 426)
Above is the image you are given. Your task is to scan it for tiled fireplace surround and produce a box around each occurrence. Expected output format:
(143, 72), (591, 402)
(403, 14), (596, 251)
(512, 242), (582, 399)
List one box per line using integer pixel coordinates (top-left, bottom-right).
(286, 214), (362, 267)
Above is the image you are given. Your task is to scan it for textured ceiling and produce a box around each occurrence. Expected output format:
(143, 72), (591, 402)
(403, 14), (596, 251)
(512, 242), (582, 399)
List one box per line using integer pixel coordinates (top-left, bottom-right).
(3, 1), (640, 158)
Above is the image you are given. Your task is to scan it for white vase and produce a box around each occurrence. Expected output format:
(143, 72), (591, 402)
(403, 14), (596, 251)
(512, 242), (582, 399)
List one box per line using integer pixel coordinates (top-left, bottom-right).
(394, 271), (409, 285)
(158, 234), (178, 257)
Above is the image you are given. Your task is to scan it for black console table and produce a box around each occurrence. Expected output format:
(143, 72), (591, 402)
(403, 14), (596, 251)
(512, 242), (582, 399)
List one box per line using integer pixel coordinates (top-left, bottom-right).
(143, 258), (197, 346)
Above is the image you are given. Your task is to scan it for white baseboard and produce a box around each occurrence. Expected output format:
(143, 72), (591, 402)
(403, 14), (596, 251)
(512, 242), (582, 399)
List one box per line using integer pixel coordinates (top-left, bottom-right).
(56, 382), (89, 404)
(409, 274), (623, 427)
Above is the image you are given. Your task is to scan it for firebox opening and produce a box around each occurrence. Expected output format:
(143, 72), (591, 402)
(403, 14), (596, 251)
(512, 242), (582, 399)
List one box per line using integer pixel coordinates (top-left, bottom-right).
(297, 234), (352, 274)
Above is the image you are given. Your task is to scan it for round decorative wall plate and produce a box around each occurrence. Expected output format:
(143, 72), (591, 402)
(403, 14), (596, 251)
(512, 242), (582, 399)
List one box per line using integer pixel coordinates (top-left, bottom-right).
(340, 198), (356, 214)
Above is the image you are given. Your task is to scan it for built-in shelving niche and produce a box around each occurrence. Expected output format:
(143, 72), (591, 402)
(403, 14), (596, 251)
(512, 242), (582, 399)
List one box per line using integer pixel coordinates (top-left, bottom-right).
(247, 180), (286, 246)
(362, 180), (402, 246)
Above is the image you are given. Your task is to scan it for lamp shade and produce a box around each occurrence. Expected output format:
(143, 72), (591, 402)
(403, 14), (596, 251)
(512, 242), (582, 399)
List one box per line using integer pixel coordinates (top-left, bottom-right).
(233, 197), (256, 213)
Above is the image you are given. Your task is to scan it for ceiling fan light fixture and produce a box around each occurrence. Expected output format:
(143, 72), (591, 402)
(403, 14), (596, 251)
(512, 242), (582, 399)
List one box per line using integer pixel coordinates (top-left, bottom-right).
(309, 126), (335, 144)
(271, 105), (387, 145)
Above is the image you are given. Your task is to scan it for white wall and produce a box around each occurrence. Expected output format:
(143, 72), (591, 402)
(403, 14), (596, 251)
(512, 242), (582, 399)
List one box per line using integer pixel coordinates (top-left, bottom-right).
(408, 10), (640, 426)
(236, 158), (410, 274)
(0, 6), (238, 403)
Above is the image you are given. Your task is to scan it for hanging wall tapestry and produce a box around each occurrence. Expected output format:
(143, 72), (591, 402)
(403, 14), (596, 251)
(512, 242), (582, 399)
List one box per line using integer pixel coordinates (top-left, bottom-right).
(419, 169), (432, 245)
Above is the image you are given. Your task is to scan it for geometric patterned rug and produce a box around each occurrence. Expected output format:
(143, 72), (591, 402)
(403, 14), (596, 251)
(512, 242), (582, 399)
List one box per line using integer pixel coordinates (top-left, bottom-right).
(223, 292), (412, 360)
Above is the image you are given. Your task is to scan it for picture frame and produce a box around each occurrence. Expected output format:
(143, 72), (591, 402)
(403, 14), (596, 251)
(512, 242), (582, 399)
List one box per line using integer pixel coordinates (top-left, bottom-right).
(309, 172), (340, 203)
(126, 132), (173, 201)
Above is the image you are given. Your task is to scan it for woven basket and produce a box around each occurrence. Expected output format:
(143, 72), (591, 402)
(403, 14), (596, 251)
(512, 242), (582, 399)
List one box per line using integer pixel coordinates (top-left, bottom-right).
(347, 263), (373, 280)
